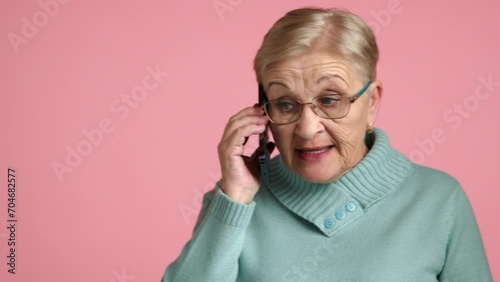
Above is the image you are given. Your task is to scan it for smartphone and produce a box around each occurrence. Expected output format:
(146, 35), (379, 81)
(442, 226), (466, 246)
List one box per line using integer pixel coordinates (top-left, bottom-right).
(258, 84), (270, 188)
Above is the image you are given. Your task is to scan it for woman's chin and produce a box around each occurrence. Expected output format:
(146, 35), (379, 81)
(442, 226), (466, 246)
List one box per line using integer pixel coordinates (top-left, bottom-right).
(283, 156), (341, 183)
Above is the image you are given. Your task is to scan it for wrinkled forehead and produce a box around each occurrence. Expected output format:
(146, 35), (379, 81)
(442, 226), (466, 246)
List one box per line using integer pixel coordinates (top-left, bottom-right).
(263, 56), (355, 90)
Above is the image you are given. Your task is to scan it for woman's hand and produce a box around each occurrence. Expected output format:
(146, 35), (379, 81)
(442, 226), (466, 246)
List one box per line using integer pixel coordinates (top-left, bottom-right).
(217, 105), (274, 204)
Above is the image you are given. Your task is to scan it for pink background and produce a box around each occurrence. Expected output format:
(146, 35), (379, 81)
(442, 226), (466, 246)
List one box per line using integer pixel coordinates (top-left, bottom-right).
(1, 0), (499, 281)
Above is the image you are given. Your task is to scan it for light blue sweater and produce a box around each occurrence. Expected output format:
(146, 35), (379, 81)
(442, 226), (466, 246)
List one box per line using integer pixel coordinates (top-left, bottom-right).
(163, 129), (492, 281)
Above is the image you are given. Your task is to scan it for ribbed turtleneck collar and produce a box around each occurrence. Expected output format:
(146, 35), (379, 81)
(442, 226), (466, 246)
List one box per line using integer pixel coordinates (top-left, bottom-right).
(267, 128), (413, 237)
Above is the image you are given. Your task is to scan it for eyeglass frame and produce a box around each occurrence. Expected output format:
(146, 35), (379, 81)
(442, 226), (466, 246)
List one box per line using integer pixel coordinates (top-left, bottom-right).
(261, 81), (373, 125)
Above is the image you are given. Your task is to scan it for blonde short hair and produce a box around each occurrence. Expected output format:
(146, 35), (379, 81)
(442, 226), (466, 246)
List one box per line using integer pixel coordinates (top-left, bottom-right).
(253, 7), (378, 85)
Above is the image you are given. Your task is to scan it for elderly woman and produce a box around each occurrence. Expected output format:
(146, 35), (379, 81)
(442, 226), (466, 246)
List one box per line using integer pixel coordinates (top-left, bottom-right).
(162, 7), (492, 281)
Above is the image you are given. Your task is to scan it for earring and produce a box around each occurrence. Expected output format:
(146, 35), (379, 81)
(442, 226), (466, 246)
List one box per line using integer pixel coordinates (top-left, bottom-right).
(367, 122), (374, 133)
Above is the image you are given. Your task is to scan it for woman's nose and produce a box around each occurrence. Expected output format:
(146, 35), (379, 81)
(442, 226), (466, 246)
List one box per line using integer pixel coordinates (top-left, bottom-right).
(294, 104), (324, 140)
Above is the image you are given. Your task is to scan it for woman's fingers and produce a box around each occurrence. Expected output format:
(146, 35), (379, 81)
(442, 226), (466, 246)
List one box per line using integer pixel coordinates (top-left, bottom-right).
(219, 123), (267, 157)
(223, 107), (266, 137)
(221, 107), (268, 148)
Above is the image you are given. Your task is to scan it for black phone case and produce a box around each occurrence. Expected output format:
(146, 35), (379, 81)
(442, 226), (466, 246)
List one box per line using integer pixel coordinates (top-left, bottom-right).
(258, 84), (270, 187)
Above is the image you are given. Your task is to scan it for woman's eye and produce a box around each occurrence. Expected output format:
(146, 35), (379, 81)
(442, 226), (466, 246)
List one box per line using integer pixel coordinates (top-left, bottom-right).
(277, 101), (295, 112)
(320, 95), (341, 106)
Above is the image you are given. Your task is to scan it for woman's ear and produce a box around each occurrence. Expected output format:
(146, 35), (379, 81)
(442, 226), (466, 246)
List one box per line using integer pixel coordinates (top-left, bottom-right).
(367, 80), (383, 125)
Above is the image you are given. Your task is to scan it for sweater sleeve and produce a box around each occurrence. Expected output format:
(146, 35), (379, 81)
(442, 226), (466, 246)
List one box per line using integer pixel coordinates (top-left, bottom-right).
(162, 185), (256, 282)
(438, 186), (492, 281)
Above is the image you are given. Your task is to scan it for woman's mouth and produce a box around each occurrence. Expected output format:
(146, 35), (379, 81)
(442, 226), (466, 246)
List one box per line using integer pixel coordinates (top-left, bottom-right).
(296, 145), (335, 160)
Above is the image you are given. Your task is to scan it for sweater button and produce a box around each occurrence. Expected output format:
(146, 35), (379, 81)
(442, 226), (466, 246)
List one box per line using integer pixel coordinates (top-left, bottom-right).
(345, 202), (357, 212)
(324, 218), (335, 229)
(335, 210), (346, 220)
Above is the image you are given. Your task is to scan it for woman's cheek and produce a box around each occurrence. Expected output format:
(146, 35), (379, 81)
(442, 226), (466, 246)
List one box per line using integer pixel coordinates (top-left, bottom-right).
(272, 126), (296, 163)
(327, 126), (353, 158)
(270, 126), (286, 150)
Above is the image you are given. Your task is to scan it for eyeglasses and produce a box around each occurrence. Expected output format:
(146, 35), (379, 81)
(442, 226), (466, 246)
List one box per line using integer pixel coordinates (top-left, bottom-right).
(262, 81), (372, 125)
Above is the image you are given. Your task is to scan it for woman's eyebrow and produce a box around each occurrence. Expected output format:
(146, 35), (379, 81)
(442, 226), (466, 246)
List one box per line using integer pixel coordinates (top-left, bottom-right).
(315, 74), (347, 86)
(268, 81), (290, 89)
